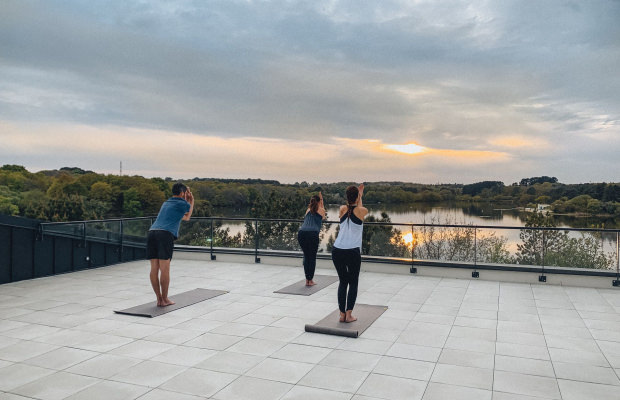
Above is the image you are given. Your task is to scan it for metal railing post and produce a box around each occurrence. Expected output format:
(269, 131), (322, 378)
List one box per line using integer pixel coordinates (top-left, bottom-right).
(539, 229), (547, 282)
(82, 222), (87, 248)
(410, 225), (416, 274)
(254, 219), (261, 263)
(472, 227), (479, 278)
(210, 219), (216, 260)
(119, 220), (124, 261)
(614, 232), (620, 286)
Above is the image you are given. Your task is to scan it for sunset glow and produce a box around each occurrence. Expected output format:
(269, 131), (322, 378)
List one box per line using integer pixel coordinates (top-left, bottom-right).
(384, 143), (428, 155)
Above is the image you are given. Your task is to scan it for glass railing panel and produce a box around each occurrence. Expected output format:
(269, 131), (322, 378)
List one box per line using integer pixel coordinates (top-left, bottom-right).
(176, 218), (252, 249)
(412, 225), (477, 263)
(42, 222), (84, 239)
(84, 220), (121, 243)
(538, 228), (616, 270)
(257, 220), (302, 251)
(475, 227), (516, 265)
(122, 218), (153, 246)
(364, 223), (413, 259)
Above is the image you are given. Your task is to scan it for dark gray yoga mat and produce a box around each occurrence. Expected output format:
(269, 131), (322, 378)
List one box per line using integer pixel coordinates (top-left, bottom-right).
(114, 288), (228, 318)
(304, 304), (388, 338)
(274, 275), (339, 296)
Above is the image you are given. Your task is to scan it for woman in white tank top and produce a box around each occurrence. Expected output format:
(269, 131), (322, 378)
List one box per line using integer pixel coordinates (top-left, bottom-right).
(331, 183), (368, 323)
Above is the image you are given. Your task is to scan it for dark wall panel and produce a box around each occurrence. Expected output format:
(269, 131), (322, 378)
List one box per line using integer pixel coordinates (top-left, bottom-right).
(11, 227), (34, 282)
(73, 242), (89, 270)
(34, 237), (54, 277)
(0, 226), (11, 284)
(106, 245), (120, 264)
(90, 243), (105, 267)
(54, 237), (73, 274)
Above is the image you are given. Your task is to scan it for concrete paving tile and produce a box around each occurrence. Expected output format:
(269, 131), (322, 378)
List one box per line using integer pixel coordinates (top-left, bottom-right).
(495, 355), (555, 377)
(226, 337), (285, 357)
(493, 370), (561, 399)
(110, 360), (187, 387)
(438, 348), (494, 369)
(299, 364), (369, 393)
(212, 376), (292, 400)
(357, 373), (427, 400)
(0, 340), (58, 362)
(160, 367), (238, 397)
(422, 382), (492, 400)
(270, 343), (332, 364)
(65, 380), (150, 400)
(66, 354), (142, 379)
(386, 343), (442, 362)
(553, 361), (620, 385)
(372, 355), (435, 381)
(319, 349), (382, 372)
(108, 339), (176, 359)
(557, 379), (620, 400)
(337, 338), (393, 355)
(136, 388), (206, 400)
(0, 363), (55, 391)
(150, 345), (216, 366)
(250, 326), (302, 342)
(11, 371), (99, 400)
(23, 347), (98, 370)
(496, 342), (550, 360)
(293, 332), (347, 348)
(184, 332), (243, 350)
(548, 347), (609, 367)
(431, 363), (493, 390)
(195, 351), (264, 374)
(280, 385), (352, 400)
(246, 358), (315, 384)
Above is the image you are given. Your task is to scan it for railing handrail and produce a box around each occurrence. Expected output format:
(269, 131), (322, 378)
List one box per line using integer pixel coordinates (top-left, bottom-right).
(38, 216), (620, 234)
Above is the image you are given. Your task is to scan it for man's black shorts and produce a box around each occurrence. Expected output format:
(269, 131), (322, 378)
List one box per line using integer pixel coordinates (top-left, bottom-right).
(147, 230), (175, 260)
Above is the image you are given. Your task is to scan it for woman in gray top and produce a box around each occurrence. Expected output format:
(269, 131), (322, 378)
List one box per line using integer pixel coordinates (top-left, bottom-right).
(297, 192), (326, 286)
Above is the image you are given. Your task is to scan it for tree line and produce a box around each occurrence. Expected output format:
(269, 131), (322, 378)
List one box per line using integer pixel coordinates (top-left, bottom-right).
(1, 165), (619, 221)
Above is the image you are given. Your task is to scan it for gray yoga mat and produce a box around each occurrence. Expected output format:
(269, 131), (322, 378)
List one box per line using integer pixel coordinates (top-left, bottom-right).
(114, 288), (228, 318)
(304, 304), (388, 338)
(274, 275), (339, 296)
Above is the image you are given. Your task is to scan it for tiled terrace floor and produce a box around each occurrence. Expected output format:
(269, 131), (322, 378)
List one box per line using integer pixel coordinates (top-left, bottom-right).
(1, 259), (620, 400)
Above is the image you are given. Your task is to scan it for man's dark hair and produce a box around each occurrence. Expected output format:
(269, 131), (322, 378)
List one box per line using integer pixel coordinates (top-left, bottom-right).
(172, 182), (188, 196)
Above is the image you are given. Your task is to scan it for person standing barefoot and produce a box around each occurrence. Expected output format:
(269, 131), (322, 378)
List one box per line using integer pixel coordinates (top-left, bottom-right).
(146, 183), (194, 306)
(331, 184), (368, 322)
(297, 192), (326, 286)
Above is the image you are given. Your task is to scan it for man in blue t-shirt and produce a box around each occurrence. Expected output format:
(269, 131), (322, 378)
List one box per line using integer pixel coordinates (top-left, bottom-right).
(147, 182), (194, 306)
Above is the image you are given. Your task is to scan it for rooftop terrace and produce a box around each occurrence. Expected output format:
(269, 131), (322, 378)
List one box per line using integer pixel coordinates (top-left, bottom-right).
(1, 256), (620, 400)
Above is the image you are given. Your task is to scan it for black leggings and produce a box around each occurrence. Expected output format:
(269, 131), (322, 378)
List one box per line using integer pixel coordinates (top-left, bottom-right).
(298, 230), (319, 280)
(331, 247), (361, 313)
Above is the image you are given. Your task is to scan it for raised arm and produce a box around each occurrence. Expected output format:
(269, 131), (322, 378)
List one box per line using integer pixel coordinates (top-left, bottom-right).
(318, 192), (326, 218)
(182, 187), (194, 221)
(356, 183), (369, 219)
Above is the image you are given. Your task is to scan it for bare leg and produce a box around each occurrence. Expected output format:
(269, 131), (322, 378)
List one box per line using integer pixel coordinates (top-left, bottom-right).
(345, 310), (357, 323)
(149, 260), (164, 306)
(159, 259), (175, 306)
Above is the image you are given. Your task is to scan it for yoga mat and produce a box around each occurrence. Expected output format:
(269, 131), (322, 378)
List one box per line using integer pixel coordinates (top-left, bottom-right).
(274, 275), (339, 296)
(304, 304), (388, 338)
(114, 288), (228, 318)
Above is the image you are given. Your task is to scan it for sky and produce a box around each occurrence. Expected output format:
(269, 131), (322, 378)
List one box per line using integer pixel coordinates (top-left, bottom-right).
(1, 0), (619, 184)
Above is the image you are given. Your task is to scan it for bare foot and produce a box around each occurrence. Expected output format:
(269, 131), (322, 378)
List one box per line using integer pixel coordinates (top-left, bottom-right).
(339, 312), (346, 322)
(157, 300), (164, 307)
(306, 280), (316, 286)
(162, 298), (175, 306)
(345, 310), (357, 323)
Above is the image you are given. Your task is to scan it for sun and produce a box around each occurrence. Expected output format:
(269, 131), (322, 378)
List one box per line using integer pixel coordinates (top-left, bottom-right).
(383, 143), (428, 155)
(402, 232), (415, 246)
